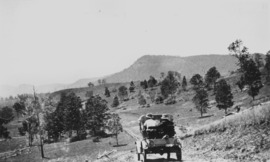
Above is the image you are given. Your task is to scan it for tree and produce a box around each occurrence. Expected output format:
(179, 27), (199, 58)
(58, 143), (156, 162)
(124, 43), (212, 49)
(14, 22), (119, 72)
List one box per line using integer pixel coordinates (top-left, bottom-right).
(84, 95), (109, 136)
(182, 76), (187, 91)
(104, 87), (110, 97)
(192, 89), (209, 117)
(85, 91), (93, 98)
(13, 102), (25, 118)
(88, 82), (94, 87)
(0, 106), (14, 139)
(254, 53), (264, 68)
(44, 110), (63, 142)
(160, 72), (165, 80)
(190, 74), (203, 90)
(102, 79), (106, 85)
(148, 76), (157, 88)
(140, 80), (148, 89)
(215, 79), (234, 115)
(265, 50), (270, 83)
(98, 79), (102, 85)
(118, 86), (128, 101)
(228, 39), (250, 72)
(107, 114), (123, 146)
(62, 93), (83, 136)
(244, 59), (263, 100)
(22, 115), (39, 146)
(236, 75), (245, 92)
(205, 67), (221, 89)
(129, 81), (135, 93)
(160, 71), (179, 98)
(138, 95), (147, 105)
(111, 96), (119, 107)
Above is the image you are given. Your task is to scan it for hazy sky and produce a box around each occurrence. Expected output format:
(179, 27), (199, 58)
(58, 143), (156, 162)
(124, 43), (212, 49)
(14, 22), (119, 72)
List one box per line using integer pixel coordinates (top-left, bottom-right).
(0, 0), (269, 86)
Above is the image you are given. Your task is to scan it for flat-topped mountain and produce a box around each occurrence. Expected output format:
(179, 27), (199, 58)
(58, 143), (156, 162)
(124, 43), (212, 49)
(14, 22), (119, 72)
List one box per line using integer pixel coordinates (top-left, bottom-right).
(105, 54), (238, 83)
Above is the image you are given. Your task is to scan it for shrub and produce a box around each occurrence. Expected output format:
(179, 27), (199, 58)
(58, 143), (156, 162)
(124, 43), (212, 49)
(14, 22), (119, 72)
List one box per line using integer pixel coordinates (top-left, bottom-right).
(164, 95), (176, 105)
(138, 95), (147, 105)
(155, 94), (164, 104)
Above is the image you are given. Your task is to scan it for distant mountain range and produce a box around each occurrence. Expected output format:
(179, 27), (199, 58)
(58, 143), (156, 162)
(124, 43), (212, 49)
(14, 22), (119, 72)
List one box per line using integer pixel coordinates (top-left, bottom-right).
(1, 54), (240, 97)
(0, 78), (98, 97)
(105, 54), (238, 83)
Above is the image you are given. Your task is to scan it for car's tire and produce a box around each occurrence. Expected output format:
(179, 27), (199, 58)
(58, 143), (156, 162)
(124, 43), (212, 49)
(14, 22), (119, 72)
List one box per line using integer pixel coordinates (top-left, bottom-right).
(143, 152), (147, 162)
(176, 149), (182, 161)
(167, 152), (170, 160)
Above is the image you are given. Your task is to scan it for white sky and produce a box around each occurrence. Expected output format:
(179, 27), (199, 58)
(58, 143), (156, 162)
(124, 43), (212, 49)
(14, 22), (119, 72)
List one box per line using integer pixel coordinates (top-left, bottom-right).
(0, 0), (269, 86)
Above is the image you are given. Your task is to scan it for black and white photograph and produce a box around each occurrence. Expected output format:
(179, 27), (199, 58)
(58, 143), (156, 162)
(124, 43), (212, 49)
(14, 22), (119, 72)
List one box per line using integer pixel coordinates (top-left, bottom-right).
(0, 0), (270, 161)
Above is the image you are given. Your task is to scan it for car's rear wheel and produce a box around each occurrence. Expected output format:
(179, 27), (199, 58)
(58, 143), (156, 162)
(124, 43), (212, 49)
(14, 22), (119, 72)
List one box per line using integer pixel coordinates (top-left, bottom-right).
(167, 152), (170, 160)
(143, 152), (147, 162)
(176, 149), (182, 161)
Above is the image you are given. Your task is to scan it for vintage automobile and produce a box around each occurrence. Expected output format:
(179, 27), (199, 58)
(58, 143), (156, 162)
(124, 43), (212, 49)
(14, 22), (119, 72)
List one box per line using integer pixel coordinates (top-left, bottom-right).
(135, 114), (182, 161)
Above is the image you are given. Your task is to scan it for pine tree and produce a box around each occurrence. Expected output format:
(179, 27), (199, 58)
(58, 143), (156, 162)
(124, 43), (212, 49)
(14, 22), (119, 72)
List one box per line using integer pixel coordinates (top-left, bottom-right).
(104, 87), (110, 97)
(205, 67), (221, 89)
(244, 59), (263, 100)
(62, 93), (82, 136)
(192, 88), (209, 117)
(118, 86), (128, 101)
(160, 71), (179, 98)
(215, 79), (234, 115)
(236, 75), (245, 92)
(129, 81), (135, 93)
(182, 76), (187, 91)
(190, 74), (203, 90)
(148, 76), (157, 88)
(107, 113), (123, 146)
(13, 102), (25, 118)
(111, 96), (119, 107)
(85, 95), (109, 136)
(138, 95), (147, 105)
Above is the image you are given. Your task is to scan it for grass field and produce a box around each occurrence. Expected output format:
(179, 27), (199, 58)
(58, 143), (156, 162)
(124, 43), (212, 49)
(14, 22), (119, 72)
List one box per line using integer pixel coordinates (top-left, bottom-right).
(3, 131), (134, 162)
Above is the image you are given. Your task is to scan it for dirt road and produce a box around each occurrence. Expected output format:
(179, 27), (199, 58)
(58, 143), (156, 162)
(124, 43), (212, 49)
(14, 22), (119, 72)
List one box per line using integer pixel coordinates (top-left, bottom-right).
(94, 112), (232, 162)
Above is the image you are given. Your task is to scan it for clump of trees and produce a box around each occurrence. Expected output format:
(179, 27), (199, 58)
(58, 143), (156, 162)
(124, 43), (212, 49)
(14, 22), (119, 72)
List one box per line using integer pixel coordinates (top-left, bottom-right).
(228, 39), (263, 100)
(140, 80), (148, 90)
(44, 93), (112, 142)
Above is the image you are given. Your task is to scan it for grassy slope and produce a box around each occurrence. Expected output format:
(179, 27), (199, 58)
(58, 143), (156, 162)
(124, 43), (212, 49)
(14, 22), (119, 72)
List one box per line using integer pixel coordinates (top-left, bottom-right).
(3, 132), (134, 162)
(3, 72), (270, 161)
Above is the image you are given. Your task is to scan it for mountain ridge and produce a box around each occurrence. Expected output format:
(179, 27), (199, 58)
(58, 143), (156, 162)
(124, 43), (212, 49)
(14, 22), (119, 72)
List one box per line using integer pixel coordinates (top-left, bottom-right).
(105, 54), (238, 83)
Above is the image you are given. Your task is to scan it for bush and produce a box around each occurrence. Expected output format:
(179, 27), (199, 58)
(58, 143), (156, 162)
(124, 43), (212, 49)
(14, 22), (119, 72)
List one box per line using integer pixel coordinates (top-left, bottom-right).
(155, 95), (164, 104)
(92, 137), (100, 142)
(138, 95), (147, 105)
(164, 95), (176, 105)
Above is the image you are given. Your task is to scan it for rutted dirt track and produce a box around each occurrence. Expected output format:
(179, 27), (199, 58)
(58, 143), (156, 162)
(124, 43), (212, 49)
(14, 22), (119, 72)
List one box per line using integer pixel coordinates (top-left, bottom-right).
(95, 112), (232, 162)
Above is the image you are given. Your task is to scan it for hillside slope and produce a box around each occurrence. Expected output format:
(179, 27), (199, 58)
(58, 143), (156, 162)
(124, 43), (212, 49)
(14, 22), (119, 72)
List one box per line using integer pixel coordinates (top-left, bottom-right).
(106, 54), (238, 83)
